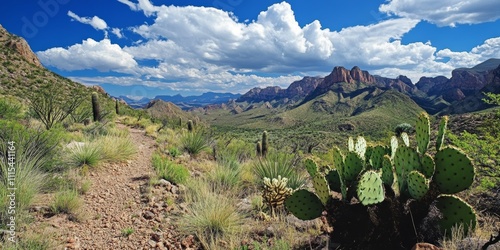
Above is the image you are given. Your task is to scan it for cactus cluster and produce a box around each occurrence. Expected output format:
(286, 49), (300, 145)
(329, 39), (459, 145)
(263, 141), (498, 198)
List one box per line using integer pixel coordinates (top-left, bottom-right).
(187, 120), (194, 132)
(262, 175), (293, 209)
(284, 112), (477, 238)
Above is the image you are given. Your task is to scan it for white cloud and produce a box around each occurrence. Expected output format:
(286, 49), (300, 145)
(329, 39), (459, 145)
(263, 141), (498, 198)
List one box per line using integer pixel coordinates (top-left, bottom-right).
(39, 1), (500, 95)
(111, 28), (124, 38)
(379, 0), (500, 27)
(37, 38), (138, 72)
(67, 11), (108, 30)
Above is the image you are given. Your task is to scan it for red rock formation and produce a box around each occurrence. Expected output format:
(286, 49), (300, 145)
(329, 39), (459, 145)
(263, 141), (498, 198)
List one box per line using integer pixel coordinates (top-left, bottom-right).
(0, 25), (42, 67)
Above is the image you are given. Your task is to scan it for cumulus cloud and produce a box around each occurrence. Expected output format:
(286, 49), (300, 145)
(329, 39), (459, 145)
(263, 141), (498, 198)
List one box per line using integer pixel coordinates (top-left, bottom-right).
(37, 38), (137, 72)
(67, 11), (108, 30)
(39, 1), (500, 94)
(379, 0), (500, 27)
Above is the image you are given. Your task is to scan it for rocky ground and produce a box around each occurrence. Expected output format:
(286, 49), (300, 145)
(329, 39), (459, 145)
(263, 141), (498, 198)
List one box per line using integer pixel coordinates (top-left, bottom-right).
(26, 125), (197, 249)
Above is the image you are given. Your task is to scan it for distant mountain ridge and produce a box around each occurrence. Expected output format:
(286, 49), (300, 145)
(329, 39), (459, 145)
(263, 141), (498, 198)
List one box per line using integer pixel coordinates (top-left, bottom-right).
(118, 92), (241, 110)
(234, 59), (500, 115)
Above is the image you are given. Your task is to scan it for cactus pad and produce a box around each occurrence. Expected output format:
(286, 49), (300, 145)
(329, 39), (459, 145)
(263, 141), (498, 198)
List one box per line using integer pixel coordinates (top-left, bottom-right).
(326, 169), (341, 192)
(355, 136), (367, 160)
(407, 170), (429, 200)
(304, 158), (318, 178)
(343, 152), (364, 183)
(436, 116), (448, 151)
(420, 153), (435, 178)
(284, 189), (324, 220)
(312, 174), (330, 206)
(370, 145), (386, 170)
(332, 147), (344, 172)
(381, 155), (394, 186)
(435, 195), (477, 236)
(390, 136), (398, 159)
(348, 137), (354, 152)
(357, 170), (385, 206)
(401, 132), (410, 147)
(416, 112), (430, 154)
(365, 146), (373, 165)
(394, 146), (420, 192)
(434, 147), (475, 194)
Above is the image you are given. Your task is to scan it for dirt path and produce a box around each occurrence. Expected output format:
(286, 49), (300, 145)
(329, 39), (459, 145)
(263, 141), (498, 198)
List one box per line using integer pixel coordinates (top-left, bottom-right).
(28, 124), (192, 249)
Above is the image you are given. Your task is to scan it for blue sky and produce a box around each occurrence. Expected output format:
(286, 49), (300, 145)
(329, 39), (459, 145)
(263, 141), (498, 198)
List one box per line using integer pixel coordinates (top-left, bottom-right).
(1, 0), (500, 99)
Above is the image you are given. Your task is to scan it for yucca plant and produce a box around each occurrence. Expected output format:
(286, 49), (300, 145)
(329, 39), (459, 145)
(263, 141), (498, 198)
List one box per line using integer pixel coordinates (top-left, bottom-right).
(181, 130), (208, 156)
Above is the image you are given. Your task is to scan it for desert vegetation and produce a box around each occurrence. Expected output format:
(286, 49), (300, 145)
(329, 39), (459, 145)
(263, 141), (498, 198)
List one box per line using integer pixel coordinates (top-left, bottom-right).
(1, 86), (499, 249)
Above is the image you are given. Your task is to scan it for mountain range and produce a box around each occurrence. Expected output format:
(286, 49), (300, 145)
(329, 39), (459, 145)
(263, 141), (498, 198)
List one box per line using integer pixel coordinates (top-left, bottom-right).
(117, 92), (241, 110)
(232, 59), (500, 115)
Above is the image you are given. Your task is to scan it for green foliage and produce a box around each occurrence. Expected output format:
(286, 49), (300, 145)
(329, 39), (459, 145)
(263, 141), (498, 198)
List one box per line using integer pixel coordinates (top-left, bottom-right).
(482, 92), (500, 105)
(0, 120), (59, 225)
(181, 130), (208, 156)
(51, 189), (82, 214)
(121, 228), (134, 237)
(253, 152), (306, 190)
(27, 82), (85, 130)
(152, 153), (189, 184)
(169, 147), (180, 158)
(0, 96), (24, 120)
(394, 123), (413, 136)
(66, 142), (101, 167)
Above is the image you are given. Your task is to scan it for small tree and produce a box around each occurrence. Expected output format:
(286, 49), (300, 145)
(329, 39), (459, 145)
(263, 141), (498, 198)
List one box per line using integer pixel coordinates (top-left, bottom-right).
(28, 82), (85, 130)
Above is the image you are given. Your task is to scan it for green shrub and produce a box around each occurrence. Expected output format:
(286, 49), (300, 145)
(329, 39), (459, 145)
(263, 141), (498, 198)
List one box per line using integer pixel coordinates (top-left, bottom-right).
(66, 142), (101, 167)
(207, 161), (242, 192)
(181, 130), (208, 156)
(97, 135), (137, 162)
(179, 191), (242, 248)
(152, 153), (189, 184)
(0, 96), (24, 120)
(169, 147), (180, 158)
(253, 152), (306, 190)
(394, 122), (413, 136)
(0, 120), (58, 224)
(51, 189), (82, 214)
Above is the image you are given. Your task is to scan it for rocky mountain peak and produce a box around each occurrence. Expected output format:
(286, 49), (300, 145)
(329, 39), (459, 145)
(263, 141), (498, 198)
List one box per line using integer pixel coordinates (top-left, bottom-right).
(0, 25), (42, 67)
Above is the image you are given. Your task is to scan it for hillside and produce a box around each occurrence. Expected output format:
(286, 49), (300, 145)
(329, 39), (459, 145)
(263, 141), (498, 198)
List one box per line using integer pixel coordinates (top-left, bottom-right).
(145, 99), (196, 122)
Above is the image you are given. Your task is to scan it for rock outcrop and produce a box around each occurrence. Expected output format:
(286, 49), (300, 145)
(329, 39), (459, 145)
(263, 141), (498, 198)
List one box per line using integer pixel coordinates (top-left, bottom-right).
(237, 76), (323, 102)
(0, 24), (42, 67)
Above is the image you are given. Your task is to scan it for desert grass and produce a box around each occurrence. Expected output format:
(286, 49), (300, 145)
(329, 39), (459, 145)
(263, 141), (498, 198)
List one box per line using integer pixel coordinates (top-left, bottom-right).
(152, 153), (190, 185)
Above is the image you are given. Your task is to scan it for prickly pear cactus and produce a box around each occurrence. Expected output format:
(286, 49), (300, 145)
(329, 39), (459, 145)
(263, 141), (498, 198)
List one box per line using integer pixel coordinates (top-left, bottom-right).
(415, 112), (430, 154)
(355, 136), (367, 160)
(332, 147), (344, 172)
(434, 147), (475, 194)
(390, 136), (398, 159)
(304, 158), (318, 178)
(381, 155), (394, 186)
(326, 169), (341, 192)
(394, 146), (420, 192)
(262, 176), (293, 207)
(343, 151), (364, 183)
(348, 137), (354, 152)
(401, 132), (410, 147)
(435, 195), (477, 236)
(370, 145), (386, 170)
(407, 170), (429, 200)
(436, 116), (448, 151)
(420, 153), (435, 178)
(312, 174), (330, 206)
(284, 189), (324, 220)
(365, 145), (373, 165)
(357, 170), (385, 206)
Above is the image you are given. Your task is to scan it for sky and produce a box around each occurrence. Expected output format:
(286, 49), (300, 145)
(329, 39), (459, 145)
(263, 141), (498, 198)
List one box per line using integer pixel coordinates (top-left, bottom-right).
(1, 0), (500, 99)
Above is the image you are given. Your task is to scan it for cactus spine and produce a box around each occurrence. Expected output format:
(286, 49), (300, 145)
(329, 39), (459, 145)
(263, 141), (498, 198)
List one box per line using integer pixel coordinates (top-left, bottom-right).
(91, 92), (100, 122)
